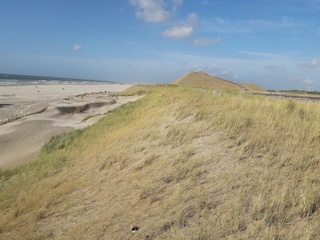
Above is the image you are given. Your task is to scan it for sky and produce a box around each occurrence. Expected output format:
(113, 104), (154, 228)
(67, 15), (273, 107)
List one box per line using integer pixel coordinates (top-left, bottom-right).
(1, 0), (320, 90)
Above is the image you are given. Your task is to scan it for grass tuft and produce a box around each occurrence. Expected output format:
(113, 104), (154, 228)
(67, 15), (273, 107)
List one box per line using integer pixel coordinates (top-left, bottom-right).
(40, 129), (84, 154)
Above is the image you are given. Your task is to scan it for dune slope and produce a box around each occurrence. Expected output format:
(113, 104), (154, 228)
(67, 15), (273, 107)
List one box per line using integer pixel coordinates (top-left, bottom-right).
(172, 71), (244, 91)
(1, 85), (320, 239)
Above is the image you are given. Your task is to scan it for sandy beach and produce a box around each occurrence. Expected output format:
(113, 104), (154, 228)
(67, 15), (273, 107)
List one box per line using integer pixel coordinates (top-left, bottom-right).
(0, 83), (138, 169)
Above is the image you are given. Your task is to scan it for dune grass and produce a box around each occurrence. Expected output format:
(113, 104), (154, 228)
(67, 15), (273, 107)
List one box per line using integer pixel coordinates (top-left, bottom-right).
(173, 71), (241, 91)
(1, 85), (320, 239)
(241, 83), (265, 92)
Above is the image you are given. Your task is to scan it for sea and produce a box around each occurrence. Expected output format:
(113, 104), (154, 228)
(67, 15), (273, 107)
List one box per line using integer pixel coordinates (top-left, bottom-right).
(0, 73), (118, 86)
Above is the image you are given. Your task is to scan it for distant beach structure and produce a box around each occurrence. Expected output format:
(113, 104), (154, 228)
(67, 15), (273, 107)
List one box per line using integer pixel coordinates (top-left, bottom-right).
(0, 101), (48, 125)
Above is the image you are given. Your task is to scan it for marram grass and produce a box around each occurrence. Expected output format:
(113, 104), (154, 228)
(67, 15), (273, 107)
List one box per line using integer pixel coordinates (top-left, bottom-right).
(1, 85), (320, 239)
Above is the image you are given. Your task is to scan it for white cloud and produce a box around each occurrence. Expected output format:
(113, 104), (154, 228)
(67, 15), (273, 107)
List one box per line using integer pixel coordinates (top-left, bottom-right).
(201, 0), (224, 6)
(186, 13), (198, 25)
(171, 0), (183, 12)
(129, 0), (170, 23)
(233, 74), (239, 80)
(163, 25), (193, 39)
(304, 78), (315, 85)
(299, 59), (319, 68)
(162, 13), (197, 40)
(222, 70), (231, 75)
(193, 37), (221, 46)
(237, 51), (283, 59)
(73, 45), (81, 51)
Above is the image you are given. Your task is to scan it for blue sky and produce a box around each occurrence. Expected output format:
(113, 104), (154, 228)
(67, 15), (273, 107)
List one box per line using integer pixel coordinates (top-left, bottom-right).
(1, 0), (320, 90)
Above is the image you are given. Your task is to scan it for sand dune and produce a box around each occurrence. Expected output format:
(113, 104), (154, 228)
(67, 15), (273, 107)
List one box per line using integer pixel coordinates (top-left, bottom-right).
(172, 71), (245, 90)
(0, 84), (139, 169)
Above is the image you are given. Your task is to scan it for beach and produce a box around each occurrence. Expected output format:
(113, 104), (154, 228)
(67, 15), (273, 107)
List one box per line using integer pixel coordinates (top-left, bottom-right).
(0, 83), (138, 169)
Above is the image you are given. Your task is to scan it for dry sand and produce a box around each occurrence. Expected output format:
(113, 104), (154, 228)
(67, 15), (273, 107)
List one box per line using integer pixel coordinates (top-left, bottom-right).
(0, 83), (139, 169)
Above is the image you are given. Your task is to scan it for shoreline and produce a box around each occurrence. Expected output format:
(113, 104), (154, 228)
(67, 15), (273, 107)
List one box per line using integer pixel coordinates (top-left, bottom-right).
(0, 83), (138, 169)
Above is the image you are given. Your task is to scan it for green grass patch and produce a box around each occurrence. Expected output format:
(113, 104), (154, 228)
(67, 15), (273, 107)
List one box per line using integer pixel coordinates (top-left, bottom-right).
(40, 129), (85, 155)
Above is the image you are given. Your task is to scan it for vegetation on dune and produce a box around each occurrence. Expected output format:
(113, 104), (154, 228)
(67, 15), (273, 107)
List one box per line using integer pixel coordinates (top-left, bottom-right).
(116, 84), (163, 96)
(172, 71), (243, 91)
(241, 83), (265, 92)
(41, 129), (85, 154)
(1, 85), (320, 239)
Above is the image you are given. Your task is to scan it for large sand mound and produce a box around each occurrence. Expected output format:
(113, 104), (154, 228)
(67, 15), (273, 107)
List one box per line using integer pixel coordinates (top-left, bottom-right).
(172, 71), (245, 90)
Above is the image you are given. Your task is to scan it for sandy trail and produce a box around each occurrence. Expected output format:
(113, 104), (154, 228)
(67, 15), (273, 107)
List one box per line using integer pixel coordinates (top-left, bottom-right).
(0, 84), (138, 169)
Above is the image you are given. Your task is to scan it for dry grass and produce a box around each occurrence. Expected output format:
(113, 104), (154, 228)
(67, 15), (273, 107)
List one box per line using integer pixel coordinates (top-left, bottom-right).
(172, 71), (242, 91)
(1, 85), (320, 239)
(241, 83), (266, 92)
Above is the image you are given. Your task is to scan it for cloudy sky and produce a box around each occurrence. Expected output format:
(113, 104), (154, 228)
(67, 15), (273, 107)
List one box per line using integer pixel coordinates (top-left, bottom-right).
(1, 0), (320, 90)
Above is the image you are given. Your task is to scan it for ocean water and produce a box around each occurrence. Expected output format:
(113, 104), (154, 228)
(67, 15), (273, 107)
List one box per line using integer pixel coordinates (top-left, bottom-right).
(0, 74), (117, 86)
